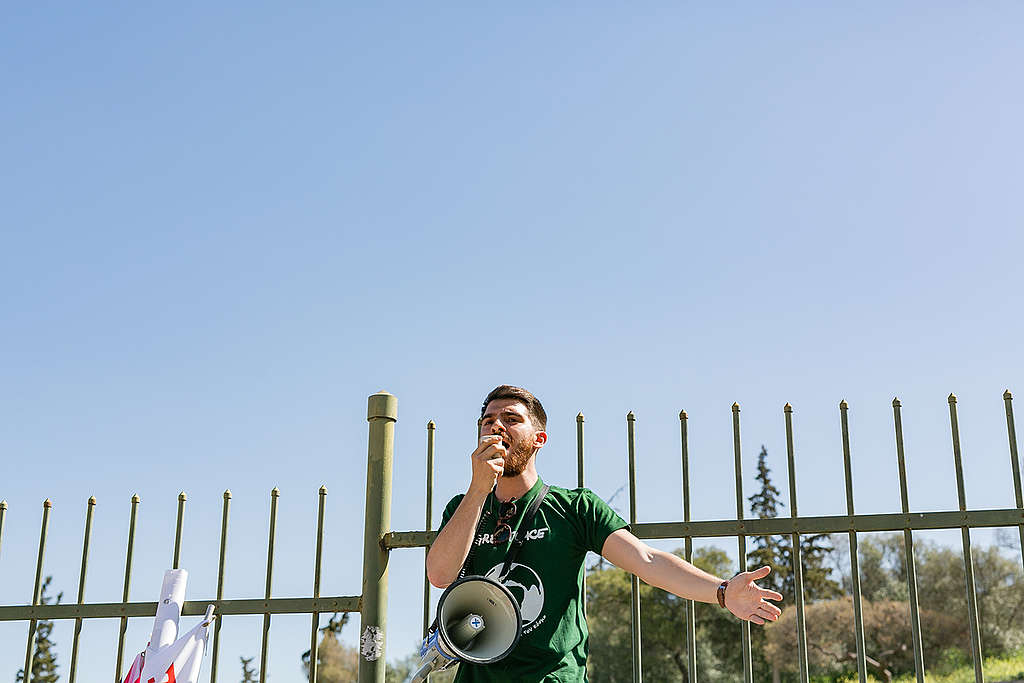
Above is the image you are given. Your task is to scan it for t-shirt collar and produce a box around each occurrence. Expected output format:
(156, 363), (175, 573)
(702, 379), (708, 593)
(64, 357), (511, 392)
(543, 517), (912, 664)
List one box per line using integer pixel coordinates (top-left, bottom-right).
(492, 476), (545, 516)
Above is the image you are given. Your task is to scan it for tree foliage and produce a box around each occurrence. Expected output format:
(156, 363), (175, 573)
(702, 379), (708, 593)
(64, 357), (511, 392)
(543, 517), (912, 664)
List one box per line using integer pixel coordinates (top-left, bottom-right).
(16, 576), (62, 683)
(764, 598), (968, 679)
(586, 546), (750, 682)
(747, 446), (842, 607)
(302, 613), (360, 682)
(240, 656), (258, 683)
(301, 612), (455, 682)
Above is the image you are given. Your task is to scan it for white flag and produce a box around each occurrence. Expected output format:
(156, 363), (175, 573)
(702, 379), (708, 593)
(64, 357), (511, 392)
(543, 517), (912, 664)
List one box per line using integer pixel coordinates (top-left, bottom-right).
(122, 611), (213, 683)
(122, 570), (215, 683)
(138, 613), (212, 683)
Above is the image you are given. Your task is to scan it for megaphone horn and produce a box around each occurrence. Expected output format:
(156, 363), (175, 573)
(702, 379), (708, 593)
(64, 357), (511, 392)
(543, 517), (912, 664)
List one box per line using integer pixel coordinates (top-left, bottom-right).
(409, 575), (523, 682)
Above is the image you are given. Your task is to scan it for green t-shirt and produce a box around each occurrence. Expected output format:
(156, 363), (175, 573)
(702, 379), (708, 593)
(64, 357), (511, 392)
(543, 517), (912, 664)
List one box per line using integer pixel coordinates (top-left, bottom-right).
(438, 478), (628, 683)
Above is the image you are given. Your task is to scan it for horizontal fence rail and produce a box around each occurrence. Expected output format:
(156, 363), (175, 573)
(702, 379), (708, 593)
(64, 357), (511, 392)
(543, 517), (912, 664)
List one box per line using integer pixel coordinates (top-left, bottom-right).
(0, 597), (361, 621)
(383, 507), (1024, 549)
(2, 390), (1022, 683)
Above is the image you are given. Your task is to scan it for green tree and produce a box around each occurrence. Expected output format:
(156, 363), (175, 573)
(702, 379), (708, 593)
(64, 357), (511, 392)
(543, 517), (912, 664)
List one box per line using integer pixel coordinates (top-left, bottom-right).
(913, 539), (1024, 656)
(747, 445), (788, 602)
(240, 656), (258, 683)
(745, 446), (841, 606)
(824, 533), (1024, 669)
(586, 546), (747, 682)
(303, 613), (359, 682)
(764, 597), (968, 680)
(16, 576), (62, 683)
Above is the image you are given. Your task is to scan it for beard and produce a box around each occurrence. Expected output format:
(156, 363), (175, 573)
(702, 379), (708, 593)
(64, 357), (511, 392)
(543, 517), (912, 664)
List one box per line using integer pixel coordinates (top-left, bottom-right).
(501, 434), (535, 476)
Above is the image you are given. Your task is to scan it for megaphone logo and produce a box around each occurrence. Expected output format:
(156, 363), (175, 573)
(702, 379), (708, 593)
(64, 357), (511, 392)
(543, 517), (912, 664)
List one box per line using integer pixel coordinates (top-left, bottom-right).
(408, 576), (522, 683)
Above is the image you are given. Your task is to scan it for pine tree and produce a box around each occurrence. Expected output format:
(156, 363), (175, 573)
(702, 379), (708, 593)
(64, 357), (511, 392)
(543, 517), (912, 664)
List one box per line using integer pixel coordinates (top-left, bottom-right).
(240, 656), (258, 683)
(746, 446), (842, 605)
(747, 445), (788, 601)
(16, 576), (62, 683)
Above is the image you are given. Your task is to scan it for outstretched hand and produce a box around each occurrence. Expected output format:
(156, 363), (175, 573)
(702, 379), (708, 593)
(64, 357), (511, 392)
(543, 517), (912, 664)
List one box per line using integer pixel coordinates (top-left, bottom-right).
(724, 566), (783, 625)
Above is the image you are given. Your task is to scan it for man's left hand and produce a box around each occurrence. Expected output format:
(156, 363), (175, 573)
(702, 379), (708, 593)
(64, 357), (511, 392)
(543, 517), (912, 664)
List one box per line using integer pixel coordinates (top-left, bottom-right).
(724, 566), (783, 625)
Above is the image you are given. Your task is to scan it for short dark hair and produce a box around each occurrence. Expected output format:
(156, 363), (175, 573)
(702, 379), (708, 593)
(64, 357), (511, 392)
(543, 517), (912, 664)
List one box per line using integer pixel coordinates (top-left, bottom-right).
(481, 385), (548, 431)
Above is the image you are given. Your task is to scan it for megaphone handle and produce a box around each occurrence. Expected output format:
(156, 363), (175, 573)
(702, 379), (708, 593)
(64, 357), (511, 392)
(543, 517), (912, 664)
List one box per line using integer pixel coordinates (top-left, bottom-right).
(409, 661), (434, 683)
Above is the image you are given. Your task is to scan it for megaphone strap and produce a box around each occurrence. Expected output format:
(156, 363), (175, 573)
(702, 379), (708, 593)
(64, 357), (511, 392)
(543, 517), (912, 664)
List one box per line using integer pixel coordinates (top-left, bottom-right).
(497, 484), (550, 582)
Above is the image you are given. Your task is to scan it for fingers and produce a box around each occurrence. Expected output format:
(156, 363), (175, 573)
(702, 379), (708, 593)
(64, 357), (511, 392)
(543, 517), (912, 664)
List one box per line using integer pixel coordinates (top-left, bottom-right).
(747, 605), (779, 625)
(761, 589), (784, 602)
(473, 434), (506, 457)
(471, 435), (507, 490)
(475, 436), (507, 464)
(747, 565), (772, 579)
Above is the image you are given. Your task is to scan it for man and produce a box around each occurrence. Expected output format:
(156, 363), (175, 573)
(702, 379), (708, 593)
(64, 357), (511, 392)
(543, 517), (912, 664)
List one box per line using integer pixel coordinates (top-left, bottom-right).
(426, 385), (782, 682)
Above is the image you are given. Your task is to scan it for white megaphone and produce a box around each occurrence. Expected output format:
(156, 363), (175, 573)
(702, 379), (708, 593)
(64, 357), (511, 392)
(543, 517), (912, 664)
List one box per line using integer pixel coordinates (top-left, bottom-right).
(409, 575), (522, 682)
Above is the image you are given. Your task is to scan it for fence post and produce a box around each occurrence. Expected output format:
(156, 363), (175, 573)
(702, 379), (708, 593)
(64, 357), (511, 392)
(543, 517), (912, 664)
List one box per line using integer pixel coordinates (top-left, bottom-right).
(360, 391), (397, 683)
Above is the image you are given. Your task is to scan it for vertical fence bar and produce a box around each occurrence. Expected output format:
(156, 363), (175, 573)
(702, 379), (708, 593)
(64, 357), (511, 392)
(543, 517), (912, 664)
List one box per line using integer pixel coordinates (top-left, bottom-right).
(577, 412), (587, 618)
(784, 404), (809, 683)
(577, 412), (585, 488)
(839, 402), (867, 683)
(1004, 390), (1024, 572)
(731, 403), (752, 683)
(948, 394), (984, 683)
(360, 391), (397, 683)
(892, 398), (925, 682)
(173, 491), (186, 569)
(115, 494), (140, 683)
(23, 499), (52, 680)
(69, 496), (96, 683)
(309, 485), (328, 683)
(680, 409), (697, 682)
(259, 487), (280, 683)
(423, 420), (435, 638)
(626, 411), (642, 683)
(209, 489), (231, 683)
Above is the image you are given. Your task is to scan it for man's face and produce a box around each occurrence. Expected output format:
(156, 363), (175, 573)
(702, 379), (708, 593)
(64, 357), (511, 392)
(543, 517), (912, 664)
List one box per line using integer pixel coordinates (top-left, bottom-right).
(480, 398), (546, 476)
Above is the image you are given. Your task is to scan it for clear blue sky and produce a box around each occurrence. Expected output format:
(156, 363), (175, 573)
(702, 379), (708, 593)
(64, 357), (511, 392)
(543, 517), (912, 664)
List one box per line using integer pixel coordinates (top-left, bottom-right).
(2, 3), (1023, 680)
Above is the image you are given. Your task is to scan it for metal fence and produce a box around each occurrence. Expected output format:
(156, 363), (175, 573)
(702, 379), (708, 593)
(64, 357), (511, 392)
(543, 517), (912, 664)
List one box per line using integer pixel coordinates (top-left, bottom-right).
(0, 392), (393, 683)
(389, 391), (1024, 683)
(2, 390), (1023, 683)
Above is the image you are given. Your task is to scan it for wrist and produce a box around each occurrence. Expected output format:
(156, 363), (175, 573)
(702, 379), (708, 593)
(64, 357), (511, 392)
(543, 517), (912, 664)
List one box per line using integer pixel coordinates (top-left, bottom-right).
(465, 485), (491, 505)
(716, 579), (730, 609)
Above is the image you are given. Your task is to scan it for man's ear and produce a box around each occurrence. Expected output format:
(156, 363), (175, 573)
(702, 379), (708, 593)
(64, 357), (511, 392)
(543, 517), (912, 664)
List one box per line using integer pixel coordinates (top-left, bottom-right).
(533, 431), (547, 449)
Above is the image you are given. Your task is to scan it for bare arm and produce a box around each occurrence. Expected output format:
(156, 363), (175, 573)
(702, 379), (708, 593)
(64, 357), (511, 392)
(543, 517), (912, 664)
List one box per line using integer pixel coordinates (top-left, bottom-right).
(426, 434), (507, 589)
(601, 529), (782, 625)
(426, 489), (488, 589)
